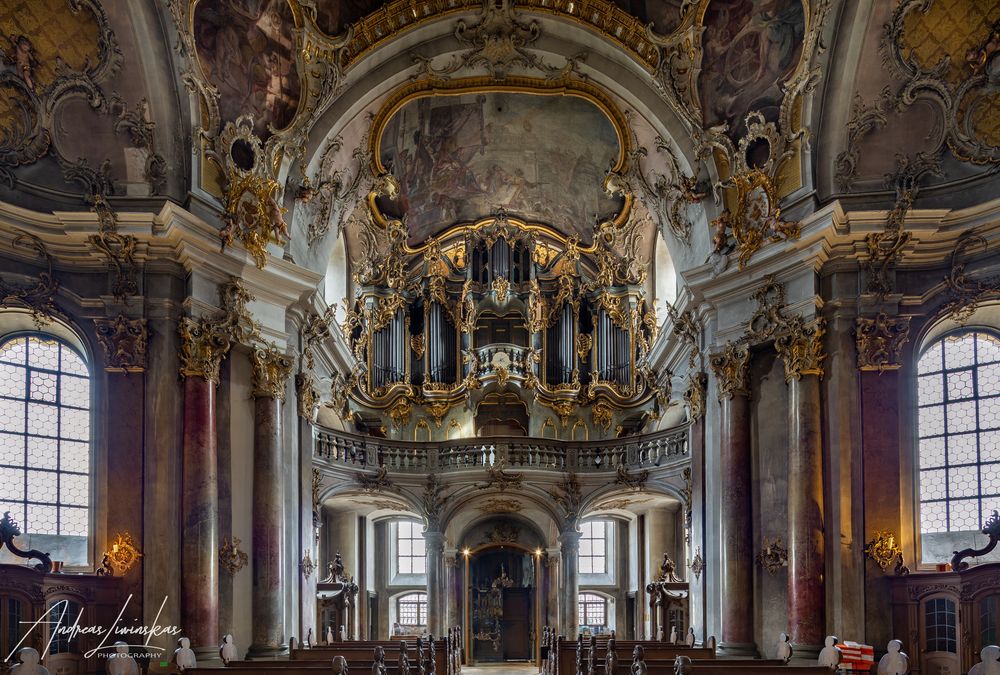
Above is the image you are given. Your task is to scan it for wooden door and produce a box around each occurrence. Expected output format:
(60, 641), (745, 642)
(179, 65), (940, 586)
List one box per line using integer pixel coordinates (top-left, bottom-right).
(503, 588), (532, 660)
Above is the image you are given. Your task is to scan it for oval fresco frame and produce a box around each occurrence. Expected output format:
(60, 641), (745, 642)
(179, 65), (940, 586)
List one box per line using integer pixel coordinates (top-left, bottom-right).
(188, 0), (306, 140)
(366, 76), (634, 252)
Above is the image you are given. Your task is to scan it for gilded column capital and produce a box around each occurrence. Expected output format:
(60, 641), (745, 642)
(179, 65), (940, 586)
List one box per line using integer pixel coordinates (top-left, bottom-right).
(178, 316), (231, 383)
(775, 318), (826, 382)
(856, 313), (911, 373)
(709, 342), (750, 400)
(95, 313), (147, 373)
(250, 344), (295, 401)
(683, 371), (707, 421)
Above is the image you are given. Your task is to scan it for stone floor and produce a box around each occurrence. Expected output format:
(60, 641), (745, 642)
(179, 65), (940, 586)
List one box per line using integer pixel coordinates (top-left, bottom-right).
(462, 664), (539, 675)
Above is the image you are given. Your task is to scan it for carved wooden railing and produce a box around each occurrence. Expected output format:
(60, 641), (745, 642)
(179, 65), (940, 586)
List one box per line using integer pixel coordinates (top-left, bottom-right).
(313, 423), (689, 474)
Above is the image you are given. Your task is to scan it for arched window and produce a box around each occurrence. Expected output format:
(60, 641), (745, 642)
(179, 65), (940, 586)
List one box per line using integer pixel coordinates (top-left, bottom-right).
(917, 331), (1000, 561)
(396, 592), (427, 628)
(578, 592), (607, 627)
(0, 335), (91, 566)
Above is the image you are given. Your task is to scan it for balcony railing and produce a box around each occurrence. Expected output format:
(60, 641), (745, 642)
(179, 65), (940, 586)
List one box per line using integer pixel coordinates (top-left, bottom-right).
(313, 423), (689, 474)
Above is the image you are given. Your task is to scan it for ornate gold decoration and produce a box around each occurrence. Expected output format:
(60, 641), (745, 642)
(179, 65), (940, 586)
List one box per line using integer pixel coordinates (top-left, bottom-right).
(250, 344), (295, 400)
(88, 196), (138, 305)
(478, 459), (524, 492)
(411, 0), (584, 81)
(302, 307), (334, 371)
(387, 397), (413, 428)
(178, 316), (231, 384)
(486, 523), (520, 544)
(104, 532), (143, 575)
(689, 547), (704, 582)
(422, 474), (450, 529)
(943, 233), (1000, 323)
(595, 498), (649, 511)
(0, 230), (59, 327)
(683, 372), (707, 421)
(220, 536), (248, 575)
(681, 467), (692, 539)
(591, 400), (616, 432)
(296, 372), (319, 421)
(94, 313), (146, 373)
(576, 333), (592, 363)
(425, 401), (454, 428)
(300, 549), (316, 578)
(775, 319), (826, 382)
(756, 537), (788, 575)
(834, 89), (891, 191)
(491, 276), (511, 303)
(713, 170), (800, 270)
(614, 464), (648, 492)
(477, 498), (522, 514)
(856, 314), (911, 373)
(410, 334), (425, 359)
(709, 342), (750, 400)
(864, 530), (904, 573)
(745, 275), (791, 343)
(357, 465), (394, 494)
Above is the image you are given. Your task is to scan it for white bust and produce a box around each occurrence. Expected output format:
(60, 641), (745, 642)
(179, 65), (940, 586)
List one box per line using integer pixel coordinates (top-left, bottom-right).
(108, 642), (139, 675)
(327, 627), (335, 645)
(776, 633), (793, 664)
(220, 634), (238, 665)
(11, 648), (51, 675)
(173, 637), (197, 672)
(970, 645), (1000, 675)
(818, 636), (841, 669)
(877, 640), (909, 675)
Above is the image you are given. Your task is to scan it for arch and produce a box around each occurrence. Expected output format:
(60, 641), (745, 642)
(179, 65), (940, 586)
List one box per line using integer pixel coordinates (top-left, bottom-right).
(389, 590), (428, 635)
(572, 419), (589, 441)
(541, 418), (557, 439)
(414, 419), (432, 441)
(0, 324), (94, 568)
(446, 419), (462, 440)
(577, 591), (613, 630)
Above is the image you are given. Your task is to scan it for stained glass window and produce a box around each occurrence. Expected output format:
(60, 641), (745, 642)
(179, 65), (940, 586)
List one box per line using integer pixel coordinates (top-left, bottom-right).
(578, 593), (607, 627)
(0, 335), (90, 541)
(396, 520), (426, 575)
(397, 593), (426, 626)
(579, 520), (608, 574)
(917, 332), (1000, 534)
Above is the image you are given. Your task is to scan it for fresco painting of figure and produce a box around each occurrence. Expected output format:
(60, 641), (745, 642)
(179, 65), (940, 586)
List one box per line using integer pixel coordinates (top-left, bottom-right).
(698, 0), (805, 141)
(379, 93), (624, 246)
(194, 0), (300, 139)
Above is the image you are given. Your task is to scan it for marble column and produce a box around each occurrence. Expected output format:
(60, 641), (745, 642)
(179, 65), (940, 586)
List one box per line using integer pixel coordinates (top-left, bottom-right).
(709, 343), (754, 656)
(545, 549), (560, 635)
(426, 530), (447, 637)
(248, 345), (294, 658)
(446, 552), (459, 632)
(178, 317), (230, 660)
(777, 321), (827, 656)
(558, 529), (581, 638)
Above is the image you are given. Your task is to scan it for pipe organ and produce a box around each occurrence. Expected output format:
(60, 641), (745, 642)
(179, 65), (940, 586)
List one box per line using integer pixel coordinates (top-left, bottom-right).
(340, 217), (663, 439)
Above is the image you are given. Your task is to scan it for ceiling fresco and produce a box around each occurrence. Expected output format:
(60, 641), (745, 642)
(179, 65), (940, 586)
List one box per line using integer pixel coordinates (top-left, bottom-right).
(311, 0), (383, 37)
(376, 92), (624, 247)
(698, 0), (806, 141)
(193, 0), (301, 139)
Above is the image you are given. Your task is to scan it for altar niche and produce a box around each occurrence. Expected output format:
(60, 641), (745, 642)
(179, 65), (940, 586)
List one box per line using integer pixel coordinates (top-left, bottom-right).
(465, 544), (540, 664)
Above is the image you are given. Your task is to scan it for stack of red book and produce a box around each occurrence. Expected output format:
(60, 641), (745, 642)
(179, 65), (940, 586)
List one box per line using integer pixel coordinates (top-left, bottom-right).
(835, 641), (875, 673)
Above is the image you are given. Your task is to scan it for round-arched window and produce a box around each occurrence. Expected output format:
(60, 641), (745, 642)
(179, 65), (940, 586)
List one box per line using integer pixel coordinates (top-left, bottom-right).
(0, 334), (91, 565)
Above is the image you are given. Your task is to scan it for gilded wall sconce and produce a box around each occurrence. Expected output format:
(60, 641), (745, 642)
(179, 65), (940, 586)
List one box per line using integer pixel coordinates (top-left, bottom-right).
(689, 547), (704, 581)
(864, 530), (903, 572)
(300, 549), (316, 578)
(220, 536), (248, 575)
(756, 536), (788, 575)
(102, 532), (143, 575)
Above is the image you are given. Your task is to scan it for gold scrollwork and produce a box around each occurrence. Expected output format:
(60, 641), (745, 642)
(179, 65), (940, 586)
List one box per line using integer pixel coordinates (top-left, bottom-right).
(95, 313), (147, 373)
(709, 342), (750, 401)
(220, 536), (248, 575)
(683, 372), (707, 421)
(591, 400), (616, 432)
(576, 333), (593, 363)
(250, 343), (295, 401)
(755, 537), (788, 576)
(855, 314), (911, 373)
(104, 532), (143, 575)
(775, 318), (826, 382)
(864, 530), (903, 573)
(713, 170), (801, 270)
(296, 372), (319, 421)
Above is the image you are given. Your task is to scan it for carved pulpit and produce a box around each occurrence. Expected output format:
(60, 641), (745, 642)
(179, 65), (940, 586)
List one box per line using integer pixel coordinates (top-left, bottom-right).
(645, 555), (688, 642)
(317, 552), (359, 641)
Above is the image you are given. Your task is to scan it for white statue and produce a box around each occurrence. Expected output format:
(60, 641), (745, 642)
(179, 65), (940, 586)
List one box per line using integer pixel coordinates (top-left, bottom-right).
(877, 640), (909, 675)
(685, 628), (696, 648)
(970, 645), (1000, 675)
(220, 634), (238, 665)
(173, 637), (198, 672)
(327, 627), (335, 645)
(776, 633), (793, 664)
(11, 648), (51, 675)
(656, 628), (664, 642)
(341, 625), (348, 641)
(306, 628), (314, 648)
(668, 626), (678, 645)
(107, 642), (139, 675)
(818, 636), (841, 669)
